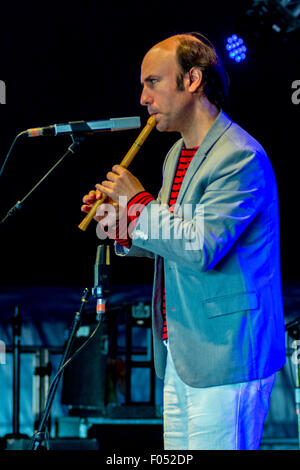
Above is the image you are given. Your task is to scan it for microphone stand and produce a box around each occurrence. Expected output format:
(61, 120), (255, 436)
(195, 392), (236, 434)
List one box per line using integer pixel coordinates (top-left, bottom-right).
(31, 288), (90, 451)
(4, 306), (29, 444)
(31, 244), (111, 451)
(11, 305), (22, 437)
(92, 244), (111, 321)
(0, 134), (85, 226)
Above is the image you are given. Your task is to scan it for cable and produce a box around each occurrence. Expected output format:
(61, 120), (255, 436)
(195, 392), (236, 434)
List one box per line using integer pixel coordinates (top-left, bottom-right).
(52, 318), (102, 383)
(30, 316), (103, 450)
(0, 131), (26, 181)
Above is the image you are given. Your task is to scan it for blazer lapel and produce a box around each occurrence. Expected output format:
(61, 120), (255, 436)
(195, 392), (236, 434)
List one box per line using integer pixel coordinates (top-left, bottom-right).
(159, 111), (233, 206)
(177, 111), (233, 205)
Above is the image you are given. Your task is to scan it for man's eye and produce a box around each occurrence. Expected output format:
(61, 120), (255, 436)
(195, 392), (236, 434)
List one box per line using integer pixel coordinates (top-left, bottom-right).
(151, 78), (158, 85)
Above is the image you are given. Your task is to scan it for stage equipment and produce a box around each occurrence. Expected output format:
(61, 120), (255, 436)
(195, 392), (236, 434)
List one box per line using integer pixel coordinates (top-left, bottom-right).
(93, 244), (111, 320)
(0, 134), (85, 224)
(225, 34), (247, 63)
(78, 114), (156, 231)
(61, 315), (108, 413)
(3, 306), (29, 442)
(33, 348), (52, 431)
(31, 244), (111, 450)
(0, 115), (141, 213)
(61, 245), (111, 413)
(224, 0), (300, 63)
(30, 287), (92, 450)
(23, 116), (141, 138)
(59, 298), (158, 425)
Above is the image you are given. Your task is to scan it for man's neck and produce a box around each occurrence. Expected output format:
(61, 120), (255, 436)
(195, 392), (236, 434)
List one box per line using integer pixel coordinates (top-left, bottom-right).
(182, 100), (220, 148)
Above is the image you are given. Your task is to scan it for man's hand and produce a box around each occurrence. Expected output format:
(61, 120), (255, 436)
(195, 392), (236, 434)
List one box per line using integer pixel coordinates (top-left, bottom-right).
(81, 188), (125, 236)
(81, 189), (104, 219)
(96, 165), (145, 205)
(81, 165), (145, 238)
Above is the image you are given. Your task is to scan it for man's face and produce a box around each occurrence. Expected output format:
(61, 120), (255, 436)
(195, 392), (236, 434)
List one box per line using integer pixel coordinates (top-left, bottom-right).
(140, 46), (192, 134)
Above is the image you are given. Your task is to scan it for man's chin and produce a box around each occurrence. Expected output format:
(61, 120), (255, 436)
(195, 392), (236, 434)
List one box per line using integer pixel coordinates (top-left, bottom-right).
(156, 122), (174, 133)
(155, 117), (167, 132)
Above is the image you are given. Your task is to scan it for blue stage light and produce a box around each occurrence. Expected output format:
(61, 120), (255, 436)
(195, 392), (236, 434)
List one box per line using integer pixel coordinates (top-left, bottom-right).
(226, 34), (247, 63)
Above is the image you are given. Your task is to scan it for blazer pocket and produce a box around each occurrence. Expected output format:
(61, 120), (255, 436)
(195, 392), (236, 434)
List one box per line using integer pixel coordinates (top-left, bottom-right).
(203, 292), (259, 318)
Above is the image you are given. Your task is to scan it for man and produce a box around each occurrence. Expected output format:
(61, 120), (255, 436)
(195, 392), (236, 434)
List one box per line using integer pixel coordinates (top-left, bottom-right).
(82, 32), (286, 450)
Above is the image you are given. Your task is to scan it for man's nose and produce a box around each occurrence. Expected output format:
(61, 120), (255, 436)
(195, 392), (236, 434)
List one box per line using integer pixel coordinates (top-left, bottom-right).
(140, 87), (153, 106)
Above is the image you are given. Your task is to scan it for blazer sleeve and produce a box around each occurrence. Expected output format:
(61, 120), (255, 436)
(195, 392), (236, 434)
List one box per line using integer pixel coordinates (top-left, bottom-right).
(129, 148), (269, 272)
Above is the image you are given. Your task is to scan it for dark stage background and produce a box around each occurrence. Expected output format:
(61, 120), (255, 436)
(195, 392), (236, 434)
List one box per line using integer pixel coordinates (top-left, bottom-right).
(0, 0), (300, 450)
(0, 0), (299, 286)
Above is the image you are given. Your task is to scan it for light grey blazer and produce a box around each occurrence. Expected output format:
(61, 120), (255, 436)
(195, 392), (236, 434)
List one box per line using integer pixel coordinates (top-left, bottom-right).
(116, 111), (286, 387)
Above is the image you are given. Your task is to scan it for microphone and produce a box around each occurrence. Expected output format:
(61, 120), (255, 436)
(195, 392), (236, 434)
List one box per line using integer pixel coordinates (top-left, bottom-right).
(23, 116), (141, 137)
(92, 244), (111, 320)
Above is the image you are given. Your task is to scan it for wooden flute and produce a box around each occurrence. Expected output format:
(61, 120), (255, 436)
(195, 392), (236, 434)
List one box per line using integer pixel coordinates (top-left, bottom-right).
(78, 114), (156, 231)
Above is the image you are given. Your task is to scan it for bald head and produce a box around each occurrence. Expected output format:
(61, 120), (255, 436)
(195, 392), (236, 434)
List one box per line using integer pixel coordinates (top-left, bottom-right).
(143, 34), (202, 69)
(150, 34), (202, 54)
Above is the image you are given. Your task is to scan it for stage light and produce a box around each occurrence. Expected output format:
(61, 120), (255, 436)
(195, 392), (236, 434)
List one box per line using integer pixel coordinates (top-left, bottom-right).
(226, 34), (247, 62)
(224, 0), (300, 64)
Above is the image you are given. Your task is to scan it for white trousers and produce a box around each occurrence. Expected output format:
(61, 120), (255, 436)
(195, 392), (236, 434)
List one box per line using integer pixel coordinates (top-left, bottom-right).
(163, 342), (275, 450)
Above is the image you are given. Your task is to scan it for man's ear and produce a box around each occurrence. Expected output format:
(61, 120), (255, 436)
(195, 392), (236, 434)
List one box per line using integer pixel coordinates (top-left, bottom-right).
(188, 67), (203, 93)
